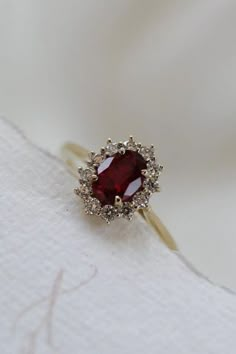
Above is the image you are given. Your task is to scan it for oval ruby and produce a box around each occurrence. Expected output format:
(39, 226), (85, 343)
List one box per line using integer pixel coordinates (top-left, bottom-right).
(92, 150), (147, 206)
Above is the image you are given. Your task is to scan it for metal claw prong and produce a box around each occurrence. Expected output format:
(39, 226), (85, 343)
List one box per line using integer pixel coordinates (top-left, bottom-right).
(89, 151), (96, 160)
(115, 195), (123, 207)
(107, 138), (112, 144)
(129, 135), (134, 142)
(141, 169), (148, 176)
(101, 147), (106, 154)
(92, 174), (98, 182)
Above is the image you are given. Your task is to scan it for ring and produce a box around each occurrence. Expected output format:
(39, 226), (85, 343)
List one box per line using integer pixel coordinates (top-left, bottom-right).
(62, 136), (177, 251)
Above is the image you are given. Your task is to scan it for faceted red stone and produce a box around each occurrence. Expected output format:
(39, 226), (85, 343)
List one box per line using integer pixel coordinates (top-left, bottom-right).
(92, 150), (147, 206)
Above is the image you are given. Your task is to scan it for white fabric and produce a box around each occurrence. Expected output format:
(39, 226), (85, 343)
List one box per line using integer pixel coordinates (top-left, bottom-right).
(1, 116), (236, 354)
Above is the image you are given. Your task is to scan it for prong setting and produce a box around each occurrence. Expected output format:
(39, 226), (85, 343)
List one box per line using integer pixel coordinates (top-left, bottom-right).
(141, 169), (148, 177)
(115, 195), (123, 207)
(129, 135), (134, 142)
(92, 174), (98, 182)
(88, 151), (96, 160)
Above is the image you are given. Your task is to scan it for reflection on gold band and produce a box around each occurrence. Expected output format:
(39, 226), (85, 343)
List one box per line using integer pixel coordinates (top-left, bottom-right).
(62, 142), (177, 251)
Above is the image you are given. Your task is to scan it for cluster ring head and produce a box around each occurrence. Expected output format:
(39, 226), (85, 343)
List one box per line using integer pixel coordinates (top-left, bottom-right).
(75, 136), (163, 223)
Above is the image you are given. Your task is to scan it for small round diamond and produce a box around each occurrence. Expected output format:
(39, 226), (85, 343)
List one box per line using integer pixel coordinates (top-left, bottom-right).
(144, 179), (159, 193)
(101, 205), (118, 223)
(133, 191), (150, 209)
(77, 183), (92, 198)
(84, 197), (101, 215)
(126, 141), (137, 151)
(106, 142), (117, 156)
(139, 146), (155, 160)
(78, 168), (94, 181)
(121, 203), (134, 220)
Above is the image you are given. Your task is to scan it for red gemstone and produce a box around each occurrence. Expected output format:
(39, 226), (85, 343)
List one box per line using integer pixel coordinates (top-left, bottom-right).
(92, 150), (147, 206)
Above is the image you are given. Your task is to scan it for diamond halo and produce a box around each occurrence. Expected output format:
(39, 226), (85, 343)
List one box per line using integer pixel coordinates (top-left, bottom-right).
(74, 136), (163, 223)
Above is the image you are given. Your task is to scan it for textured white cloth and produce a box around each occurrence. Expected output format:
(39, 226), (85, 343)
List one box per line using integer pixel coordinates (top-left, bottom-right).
(1, 116), (236, 354)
